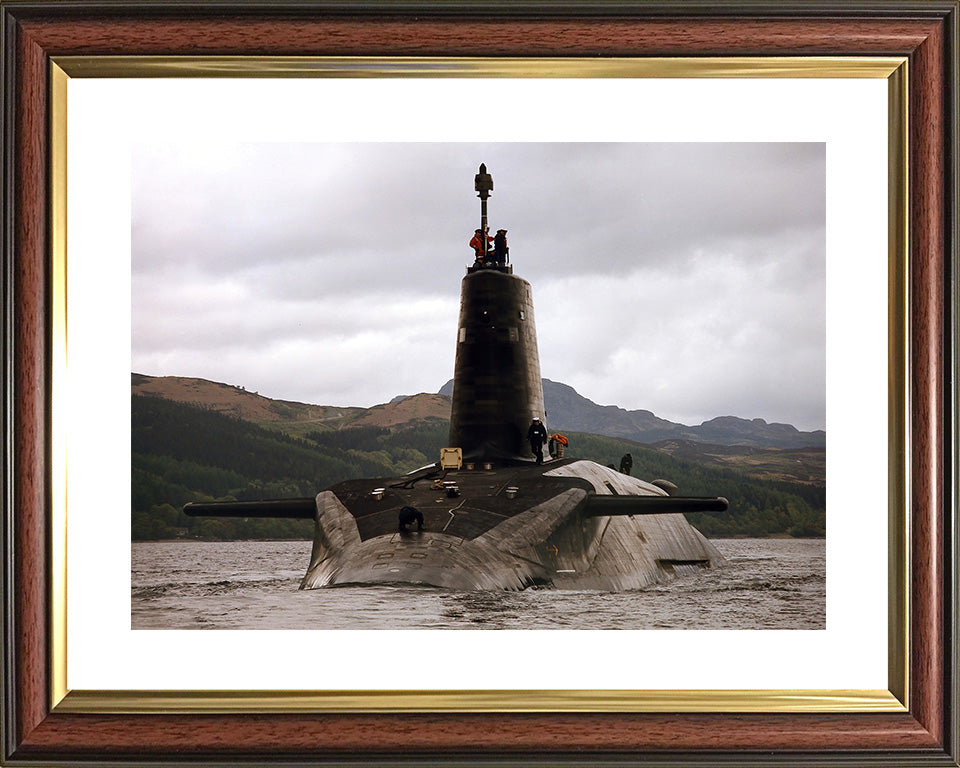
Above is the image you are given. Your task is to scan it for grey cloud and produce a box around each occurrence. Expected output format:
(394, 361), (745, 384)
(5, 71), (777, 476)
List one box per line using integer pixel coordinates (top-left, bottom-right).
(132, 142), (825, 430)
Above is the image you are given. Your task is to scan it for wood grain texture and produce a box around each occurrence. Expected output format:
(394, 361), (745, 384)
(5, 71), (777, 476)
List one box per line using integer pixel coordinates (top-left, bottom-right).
(908, 12), (946, 746)
(13, 22), (50, 748)
(3, 4), (955, 764)
(14, 712), (942, 755)
(16, 16), (943, 56)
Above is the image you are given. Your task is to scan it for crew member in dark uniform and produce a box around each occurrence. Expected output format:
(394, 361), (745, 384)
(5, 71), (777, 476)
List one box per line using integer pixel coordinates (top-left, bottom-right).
(493, 229), (509, 264)
(619, 453), (633, 475)
(398, 506), (424, 533)
(528, 417), (548, 465)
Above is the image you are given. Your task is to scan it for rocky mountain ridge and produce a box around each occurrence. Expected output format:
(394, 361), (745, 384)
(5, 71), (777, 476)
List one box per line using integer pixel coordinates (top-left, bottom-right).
(439, 378), (825, 449)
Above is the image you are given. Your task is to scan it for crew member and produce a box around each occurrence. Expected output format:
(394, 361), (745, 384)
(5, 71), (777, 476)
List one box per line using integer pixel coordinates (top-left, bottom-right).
(469, 228), (493, 264)
(493, 229), (509, 264)
(398, 506), (424, 533)
(619, 453), (633, 475)
(528, 417), (548, 465)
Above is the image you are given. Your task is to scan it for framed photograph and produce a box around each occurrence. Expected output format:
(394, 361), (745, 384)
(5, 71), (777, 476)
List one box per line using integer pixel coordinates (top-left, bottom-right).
(2, 2), (956, 765)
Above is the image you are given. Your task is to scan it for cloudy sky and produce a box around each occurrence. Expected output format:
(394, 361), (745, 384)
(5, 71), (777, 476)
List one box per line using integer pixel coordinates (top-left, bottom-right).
(132, 142), (825, 431)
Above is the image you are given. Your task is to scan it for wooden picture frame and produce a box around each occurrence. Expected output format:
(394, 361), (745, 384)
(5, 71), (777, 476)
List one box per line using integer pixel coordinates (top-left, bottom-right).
(2, 2), (957, 765)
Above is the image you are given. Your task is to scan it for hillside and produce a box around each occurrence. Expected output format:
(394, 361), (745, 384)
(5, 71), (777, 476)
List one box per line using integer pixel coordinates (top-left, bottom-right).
(131, 373), (365, 428)
(131, 394), (449, 541)
(132, 394), (824, 541)
(566, 431), (824, 539)
(133, 373), (826, 487)
(651, 439), (825, 486)
(345, 393), (451, 427)
(131, 373), (452, 437)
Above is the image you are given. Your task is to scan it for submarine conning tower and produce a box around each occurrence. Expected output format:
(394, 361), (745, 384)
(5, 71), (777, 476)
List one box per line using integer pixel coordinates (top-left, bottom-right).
(448, 164), (548, 461)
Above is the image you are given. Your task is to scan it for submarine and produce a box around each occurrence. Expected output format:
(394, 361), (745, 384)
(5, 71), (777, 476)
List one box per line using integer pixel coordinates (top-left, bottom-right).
(184, 164), (728, 591)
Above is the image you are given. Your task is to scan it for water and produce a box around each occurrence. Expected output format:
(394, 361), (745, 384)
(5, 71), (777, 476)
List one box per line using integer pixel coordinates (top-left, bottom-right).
(131, 538), (825, 630)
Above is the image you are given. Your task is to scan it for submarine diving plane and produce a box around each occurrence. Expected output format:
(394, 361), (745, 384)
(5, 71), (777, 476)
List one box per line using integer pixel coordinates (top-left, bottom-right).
(185, 164), (728, 591)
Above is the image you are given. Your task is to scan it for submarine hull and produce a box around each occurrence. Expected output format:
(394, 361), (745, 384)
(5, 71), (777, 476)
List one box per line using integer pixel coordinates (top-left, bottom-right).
(181, 168), (730, 592)
(300, 459), (723, 591)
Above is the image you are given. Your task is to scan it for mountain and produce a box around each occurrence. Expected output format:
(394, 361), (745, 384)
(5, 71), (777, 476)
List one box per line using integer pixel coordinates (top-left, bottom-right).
(439, 378), (825, 449)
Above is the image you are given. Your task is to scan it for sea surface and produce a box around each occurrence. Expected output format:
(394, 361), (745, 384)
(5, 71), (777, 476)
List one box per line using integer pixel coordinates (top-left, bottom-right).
(131, 538), (825, 630)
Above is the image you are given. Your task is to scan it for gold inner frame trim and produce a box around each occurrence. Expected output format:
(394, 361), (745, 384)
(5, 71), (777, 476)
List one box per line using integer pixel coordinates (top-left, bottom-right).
(50, 61), (69, 710)
(53, 55), (905, 79)
(57, 688), (904, 715)
(886, 60), (910, 710)
(48, 55), (910, 716)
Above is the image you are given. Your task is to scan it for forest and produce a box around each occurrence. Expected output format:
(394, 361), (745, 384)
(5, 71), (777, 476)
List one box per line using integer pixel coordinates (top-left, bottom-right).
(132, 395), (825, 541)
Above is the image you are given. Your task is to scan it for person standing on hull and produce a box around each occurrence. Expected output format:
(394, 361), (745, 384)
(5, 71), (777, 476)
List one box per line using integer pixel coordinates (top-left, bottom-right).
(528, 417), (548, 464)
(620, 453), (633, 475)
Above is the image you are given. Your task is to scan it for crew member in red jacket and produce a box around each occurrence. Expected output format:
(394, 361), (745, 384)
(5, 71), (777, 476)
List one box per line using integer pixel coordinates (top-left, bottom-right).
(469, 228), (493, 265)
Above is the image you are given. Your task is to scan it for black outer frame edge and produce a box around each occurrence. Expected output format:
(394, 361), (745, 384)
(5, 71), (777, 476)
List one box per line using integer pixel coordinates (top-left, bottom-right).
(926, 2), (960, 764)
(6, 747), (960, 768)
(0, 0), (958, 20)
(945, 1), (960, 763)
(1, 4), (18, 764)
(0, 0), (956, 766)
